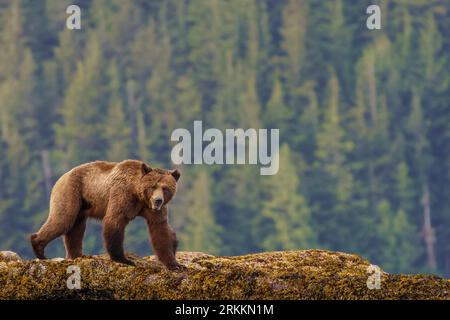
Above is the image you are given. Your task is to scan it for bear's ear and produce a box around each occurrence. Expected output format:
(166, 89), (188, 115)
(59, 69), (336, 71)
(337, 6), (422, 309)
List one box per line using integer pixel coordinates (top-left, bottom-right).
(141, 163), (152, 175)
(170, 169), (181, 182)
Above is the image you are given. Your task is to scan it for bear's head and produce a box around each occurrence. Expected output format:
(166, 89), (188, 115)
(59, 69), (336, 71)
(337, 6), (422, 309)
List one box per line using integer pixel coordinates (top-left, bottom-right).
(139, 163), (180, 211)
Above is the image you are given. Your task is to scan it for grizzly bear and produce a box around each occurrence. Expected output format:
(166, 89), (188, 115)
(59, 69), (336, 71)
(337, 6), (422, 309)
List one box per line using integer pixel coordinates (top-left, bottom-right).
(30, 159), (183, 270)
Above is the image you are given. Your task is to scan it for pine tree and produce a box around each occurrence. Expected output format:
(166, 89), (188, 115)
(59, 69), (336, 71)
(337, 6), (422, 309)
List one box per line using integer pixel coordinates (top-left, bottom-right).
(239, 70), (262, 129)
(104, 100), (130, 162)
(208, 51), (243, 129)
(394, 162), (416, 216)
(406, 90), (430, 184)
(172, 75), (202, 128)
(103, 61), (130, 161)
(295, 80), (319, 160)
(255, 144), (316, 251)
(264, 76), (292, 129)
(55, 33), (108, 169)
(177, 169), (223, 255)
(280, 0), (307, 90)
(315, 69), (353, 201)
(312, 68), (362, 252)
(215, 165), (262, 255)
(376, 199), (419, 273)
(54, 29), (82, 89)
(418, 10), (443, 83)
(136, 106), (151, 162)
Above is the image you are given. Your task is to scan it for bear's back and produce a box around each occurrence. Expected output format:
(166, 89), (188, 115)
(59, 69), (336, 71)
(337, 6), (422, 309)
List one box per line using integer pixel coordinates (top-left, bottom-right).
(62, 160), (148, 193)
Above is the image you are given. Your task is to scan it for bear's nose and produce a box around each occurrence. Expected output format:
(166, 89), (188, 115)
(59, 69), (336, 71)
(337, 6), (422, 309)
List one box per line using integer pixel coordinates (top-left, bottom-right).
(154, 198), (163, 207)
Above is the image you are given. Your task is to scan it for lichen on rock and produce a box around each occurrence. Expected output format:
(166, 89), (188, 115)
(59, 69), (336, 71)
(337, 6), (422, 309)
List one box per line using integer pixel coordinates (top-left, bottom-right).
(0, 250), (448, 300)
(0, 251), (22, 262)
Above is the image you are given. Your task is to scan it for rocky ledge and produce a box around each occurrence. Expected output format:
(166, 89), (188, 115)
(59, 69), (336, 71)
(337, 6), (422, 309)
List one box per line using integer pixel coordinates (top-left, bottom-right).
(0, 250), (449, 299)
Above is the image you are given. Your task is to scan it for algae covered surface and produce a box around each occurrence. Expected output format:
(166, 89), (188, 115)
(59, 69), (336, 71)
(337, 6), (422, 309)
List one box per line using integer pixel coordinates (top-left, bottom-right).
(0, 250), (449, 300)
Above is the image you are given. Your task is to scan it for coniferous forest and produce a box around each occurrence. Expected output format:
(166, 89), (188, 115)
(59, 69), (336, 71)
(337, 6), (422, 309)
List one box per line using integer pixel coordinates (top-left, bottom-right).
(0, 0), (449, 277)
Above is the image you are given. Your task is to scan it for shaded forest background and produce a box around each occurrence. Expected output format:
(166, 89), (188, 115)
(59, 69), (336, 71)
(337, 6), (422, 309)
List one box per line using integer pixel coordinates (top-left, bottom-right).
(0, 0), (449, 276)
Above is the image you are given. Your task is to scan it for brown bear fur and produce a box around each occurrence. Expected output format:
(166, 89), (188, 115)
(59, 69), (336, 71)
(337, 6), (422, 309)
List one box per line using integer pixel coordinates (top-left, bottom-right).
(30, 159), (182, 270)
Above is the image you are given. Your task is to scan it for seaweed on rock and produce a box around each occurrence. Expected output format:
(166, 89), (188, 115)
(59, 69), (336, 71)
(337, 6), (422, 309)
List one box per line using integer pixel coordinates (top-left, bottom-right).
(0, 250), (449, 300)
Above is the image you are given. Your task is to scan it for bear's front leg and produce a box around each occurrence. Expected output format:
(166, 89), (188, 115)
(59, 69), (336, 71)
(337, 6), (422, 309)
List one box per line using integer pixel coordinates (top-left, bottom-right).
(170, 228), (179, 256)
(103, 213), (135, 266)
(147, 217), (183, 270)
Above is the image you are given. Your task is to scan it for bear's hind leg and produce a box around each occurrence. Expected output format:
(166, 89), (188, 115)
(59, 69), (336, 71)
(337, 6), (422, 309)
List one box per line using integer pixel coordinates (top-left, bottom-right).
(30, 217), (69, 259)
(30, 233), (46, 259)
(30, 189), (82, 260)
(64, 217), (87, 259)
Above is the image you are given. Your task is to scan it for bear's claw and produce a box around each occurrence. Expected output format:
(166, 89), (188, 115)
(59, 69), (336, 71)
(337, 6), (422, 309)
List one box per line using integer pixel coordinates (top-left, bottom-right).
(112, 257), (136, 266)
(167, 262), (187, 271)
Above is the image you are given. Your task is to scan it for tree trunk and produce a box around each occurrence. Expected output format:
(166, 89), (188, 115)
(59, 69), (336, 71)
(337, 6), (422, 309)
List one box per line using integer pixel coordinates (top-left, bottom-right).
(421, 183), (437, 269)
(40, 150), (53, 200)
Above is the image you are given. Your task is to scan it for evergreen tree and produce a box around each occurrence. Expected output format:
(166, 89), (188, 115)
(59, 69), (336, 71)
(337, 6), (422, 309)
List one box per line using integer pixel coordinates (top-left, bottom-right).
(264, 76), (292, 129)
(280, 0), (307, 90)
(255, 144), (316, 251)
(376, 199), (420, 273)
(394, 162), (416, 215)
(215, 165), (262, 255)
(54, 34), (107, 169)
(239, 70), (262, 129)
(103, 62), (130, 161)
(312, 68), (361, 252)
(315, 69), (353, 203)
(177, 169), (223, 255)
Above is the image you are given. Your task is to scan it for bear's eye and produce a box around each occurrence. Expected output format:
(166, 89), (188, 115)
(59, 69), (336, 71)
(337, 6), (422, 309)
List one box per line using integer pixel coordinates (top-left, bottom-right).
(162, 187), (170, 198)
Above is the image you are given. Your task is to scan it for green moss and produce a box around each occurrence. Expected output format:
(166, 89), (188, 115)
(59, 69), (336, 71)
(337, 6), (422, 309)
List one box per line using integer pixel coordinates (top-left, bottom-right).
(0, 250), (448, 299)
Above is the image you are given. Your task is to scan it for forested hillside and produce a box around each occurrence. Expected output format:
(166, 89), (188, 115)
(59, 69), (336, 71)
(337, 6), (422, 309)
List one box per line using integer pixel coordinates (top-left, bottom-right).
(0, 0), (449, 276)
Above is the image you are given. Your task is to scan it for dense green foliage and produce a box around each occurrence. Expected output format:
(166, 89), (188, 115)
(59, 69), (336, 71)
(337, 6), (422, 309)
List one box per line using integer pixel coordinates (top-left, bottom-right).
(0, 0), (449, 276)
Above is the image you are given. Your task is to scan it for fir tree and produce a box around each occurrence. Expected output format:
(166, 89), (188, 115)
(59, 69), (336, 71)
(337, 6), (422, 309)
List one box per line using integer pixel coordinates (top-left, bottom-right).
(255, 144), (316, 251)
(177, 169), (223, 255)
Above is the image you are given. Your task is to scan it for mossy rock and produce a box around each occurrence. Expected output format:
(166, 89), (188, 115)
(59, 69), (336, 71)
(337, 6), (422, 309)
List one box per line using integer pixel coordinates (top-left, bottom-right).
(0, 251), (21, 262)
(0, 250), (449, 299)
